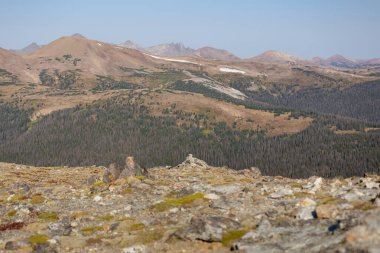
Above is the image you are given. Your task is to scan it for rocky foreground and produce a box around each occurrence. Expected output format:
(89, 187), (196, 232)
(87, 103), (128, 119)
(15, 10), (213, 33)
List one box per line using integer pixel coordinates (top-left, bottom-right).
(0, 156), (380, 253)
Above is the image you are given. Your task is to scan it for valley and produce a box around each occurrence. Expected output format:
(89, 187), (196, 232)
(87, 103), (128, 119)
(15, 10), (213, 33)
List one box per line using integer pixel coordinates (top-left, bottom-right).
(0, 35), (380, 178)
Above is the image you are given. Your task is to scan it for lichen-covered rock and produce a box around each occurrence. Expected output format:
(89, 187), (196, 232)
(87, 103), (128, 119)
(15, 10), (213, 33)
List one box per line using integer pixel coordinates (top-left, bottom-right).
(176, 216), (241, 242)
(120, 156), (147, 177)
(316, 204), (339, 219)
(178, 154), (209, 168)
(48, 221), (71, 236)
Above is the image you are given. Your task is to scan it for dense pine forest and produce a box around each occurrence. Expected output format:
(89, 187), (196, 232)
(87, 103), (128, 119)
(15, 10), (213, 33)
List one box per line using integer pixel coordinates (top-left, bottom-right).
(1, 99), (379, 178)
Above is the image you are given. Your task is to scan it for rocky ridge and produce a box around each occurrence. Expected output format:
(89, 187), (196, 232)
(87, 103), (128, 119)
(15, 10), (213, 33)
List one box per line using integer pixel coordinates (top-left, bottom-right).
(0, 155), (379, 253)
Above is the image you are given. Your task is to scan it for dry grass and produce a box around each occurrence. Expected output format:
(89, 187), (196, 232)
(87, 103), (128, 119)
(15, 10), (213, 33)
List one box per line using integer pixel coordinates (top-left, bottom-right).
(143, 90), (312, 136)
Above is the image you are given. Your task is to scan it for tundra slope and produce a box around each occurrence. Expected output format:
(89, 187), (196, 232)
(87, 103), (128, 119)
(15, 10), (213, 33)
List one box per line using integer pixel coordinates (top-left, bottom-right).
(0, 156), (379, 253)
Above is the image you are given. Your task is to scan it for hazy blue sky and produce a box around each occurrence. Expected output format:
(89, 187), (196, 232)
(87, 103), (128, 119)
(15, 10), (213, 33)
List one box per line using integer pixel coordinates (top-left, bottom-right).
(1, 0), (379, 59)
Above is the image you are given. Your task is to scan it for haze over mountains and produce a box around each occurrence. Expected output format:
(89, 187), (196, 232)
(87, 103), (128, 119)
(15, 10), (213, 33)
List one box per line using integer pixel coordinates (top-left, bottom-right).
(9, 34), (380, 68)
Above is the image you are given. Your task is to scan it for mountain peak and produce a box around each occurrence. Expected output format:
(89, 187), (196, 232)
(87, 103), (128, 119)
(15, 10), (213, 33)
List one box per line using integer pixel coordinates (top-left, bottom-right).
(250, 50), (304, 64)
(72, 33), (86, 38)
(194, 46), (240, 61)
(10, 42), (41, 54)
(145, 42), (194, 57)
(119, 40), (142, 50)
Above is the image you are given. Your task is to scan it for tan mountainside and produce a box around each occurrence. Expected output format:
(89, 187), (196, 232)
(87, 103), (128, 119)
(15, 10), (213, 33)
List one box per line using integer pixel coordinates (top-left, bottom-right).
(248, 50), (307, 65)
(119, 40), (142, 50)
(25, 36), (158, 75)
(0, 48), (34, 83)
(193, 47), (240, 61)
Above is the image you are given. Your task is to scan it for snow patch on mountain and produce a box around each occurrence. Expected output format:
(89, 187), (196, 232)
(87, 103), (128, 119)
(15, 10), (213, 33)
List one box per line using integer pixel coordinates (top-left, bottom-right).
(144, 54), (201, 65)
(219, 67), (246, 74)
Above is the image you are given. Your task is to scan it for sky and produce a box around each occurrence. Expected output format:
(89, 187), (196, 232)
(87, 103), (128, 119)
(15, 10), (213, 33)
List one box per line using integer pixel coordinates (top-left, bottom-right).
(1, 0), (379, 59)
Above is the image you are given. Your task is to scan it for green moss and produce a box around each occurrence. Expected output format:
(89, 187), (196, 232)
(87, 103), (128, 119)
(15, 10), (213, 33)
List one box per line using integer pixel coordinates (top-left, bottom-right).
(30, 195), (45, 204)
(80, 226), (103, 235)
(80, 226), (103, 232)
(152, 193), (207, 212)
(91, 181), (105, 188)
(289, 183), (303, 188)
(293, 192), (313, 198)
(116, 217), (132, 222)
(28, 234), (50, 245)
(151, 180), (170, 186)
(121, 187), (133, 194)
(71, 211), (88, 220)
(6, 210), (17, 217)
(97, 215), (114, 221)
(135, 176), (145, 181)
(221, 229), (248, 247)
(37, 212), (58, 222)
(7, 194), (26, 203)
(133, 228), (164, 244)
(164, 191), (180, 198)
(129, 223), (145, 231)
(319, 197), (344, 205)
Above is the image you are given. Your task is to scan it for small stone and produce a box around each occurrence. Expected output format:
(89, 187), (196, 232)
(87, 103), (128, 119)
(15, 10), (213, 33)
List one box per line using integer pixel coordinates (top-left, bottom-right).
(48, 239), (57, 244)
(5, 241), (16, 250)
(70, 221), (78, 227)
(269, 188), (293, 199)
(19, 207), (30, 215)
(176, 216), (241, 242)
(94, 195), (103, 202)
(169, 207), (179, 213)
(16, 183), (30, 192)
(296, 207), (316, 220)
(86, 175), (98, 185)
(303, 177), (323, 193)
(365, 181), (380, 189)
(48, 222), (71, 236)
(178, 154), (209, 168)
(296, 198), (317, 220)
(110, 222), (120, 231)
(205, 193), (220, 200)
(212, 184), (241, 194)
(123, 245), (146, 253)
(316, 204), (339, 219)
(296, 198), (317, 207)
(249, 167), (262, 177)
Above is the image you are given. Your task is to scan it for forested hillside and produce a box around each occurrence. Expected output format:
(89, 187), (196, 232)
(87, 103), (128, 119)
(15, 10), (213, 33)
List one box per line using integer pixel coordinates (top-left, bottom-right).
(0, 100), (379, 178)
(235, 80), (380, 124)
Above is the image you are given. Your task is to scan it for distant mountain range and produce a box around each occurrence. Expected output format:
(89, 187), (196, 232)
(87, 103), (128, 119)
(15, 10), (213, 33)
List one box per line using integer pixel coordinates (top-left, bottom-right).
(119, 41), (240, 61)
(9, 35), (380, 68)
(311, 54), (380, 68)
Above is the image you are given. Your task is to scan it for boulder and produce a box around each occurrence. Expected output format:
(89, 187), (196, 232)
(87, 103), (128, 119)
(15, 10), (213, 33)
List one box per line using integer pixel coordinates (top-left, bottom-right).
(178, 154), (209, 168)
(316, 204), (339, 219)
(176, 216), (241, 242)
(120, 156), (147, 177)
